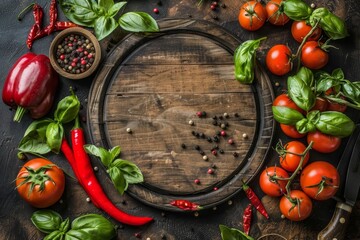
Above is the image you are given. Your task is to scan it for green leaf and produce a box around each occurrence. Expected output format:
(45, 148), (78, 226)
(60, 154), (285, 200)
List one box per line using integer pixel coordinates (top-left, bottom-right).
(282, 0), (313, 21)
(234, 37), (266, 84)
(119, 12), (159, 32)
(84, 144), (113, 167)
(59, 0), (99, 27)
(59, 218), (70, 233)
(272, 106), (305, 125)
(112, 159), (144, 184)
(46, 122), (64, 154)
(31, 210), (63, 234)
(98, 0), (114, 10)
(342, 82), (360, 103)
(108, 166), (127, 195)
(94, 16), (118, 40)
(107, 2), (126, 18)
(54, 92), (81, 124)
(219, 225), (254, 240)
(332, 68), (345, 80)
(316, 111), (355, 137)
(109, 146), (121, 159)
(295, 118), (316, 134)
(44, 230), (64, 240)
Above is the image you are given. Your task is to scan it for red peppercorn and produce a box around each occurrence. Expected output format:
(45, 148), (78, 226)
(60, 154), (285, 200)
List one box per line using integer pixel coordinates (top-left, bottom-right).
(76, 47), (83, 52)
(71, 62), (76, 67)
(211, 150), (217, 156)
(194, 179), (200, 184)
(220, 130), (226, 137)
(213, 187), (218, 191)
(60, 54), (65, 60)
(207, 168), (214, 174)
(228, 139), (234, 145)
(84, 51), (89, 55)
(210, 4), (217, 10)
(73, 58), (79, 63)
(88, 53), (93, 58)
(212, 1), (218, 6)
(81, 60), (87, 65)
(153, 8), (159, 14)
(68, 43), (73, 47)
(134, 232), (141, 238)
(196, 111), (203, 117)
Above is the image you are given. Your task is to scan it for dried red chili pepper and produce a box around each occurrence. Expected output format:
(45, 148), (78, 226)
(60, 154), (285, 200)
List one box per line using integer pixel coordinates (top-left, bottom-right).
(54, 21), (78, 31)
(170, 199), (202, 211)
(242, 182), (269, 219)
(68, 117), (153, 226)
(243, 204), (252, 235)
(46, 0), (58, 34)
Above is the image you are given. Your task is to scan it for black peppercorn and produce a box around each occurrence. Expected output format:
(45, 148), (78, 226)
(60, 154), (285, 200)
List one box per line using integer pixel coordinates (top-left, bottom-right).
(181, 143), (186, 149)
(233, 152), (239, 157)
(194, 145), (200, 150)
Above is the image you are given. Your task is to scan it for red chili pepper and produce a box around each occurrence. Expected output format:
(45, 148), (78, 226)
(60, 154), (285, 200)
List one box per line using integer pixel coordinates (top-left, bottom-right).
(47, 0), (58, 34)
(243, 204), (252, 235)
(242, 182), (269, 219)
(2, 53), (58, 122)
(170, 199), (202, 211)
(69, 117), (153, 226)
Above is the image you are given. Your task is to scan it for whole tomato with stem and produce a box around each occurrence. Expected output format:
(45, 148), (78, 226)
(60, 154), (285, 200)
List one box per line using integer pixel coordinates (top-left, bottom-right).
(291, 20), (322, 43)
(277, 140), (309, 172)
(266, 44), (292, 76)
(266, 0), (289, 26)
(259, 166), (289, 197)
(280, 124), (306, 139)
(300, 161), (340, 200)
(280, 190), (312, 221)
(15, 158), (65, 208)
(273, 93), (305, 115)
(301, 41), (330, 70)
(238, 1), (267, 31)
(307, 131), (341, 153)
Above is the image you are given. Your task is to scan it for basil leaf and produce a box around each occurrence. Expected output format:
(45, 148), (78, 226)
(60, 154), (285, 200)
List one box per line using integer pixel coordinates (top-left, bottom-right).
(46, 122), (64, 154)
(84, 144), (113, 167)
(98, 0), (114, 10)
(316, 111), (355, 137)
(272, 106), (305, 125)
(108, 166), (127, 195)
(342, 82), (360, 103)
(107, 2), (126, 18)
(44, 230), (64, 240)
(94, 16), (118, 40)
(70, 214), (116, 240)
(59, 0), (98, 27)
(296, 118), (315, 134)
(309, 8), (348, 40)
(23, 119), (52, 138)
(332, 68), (345, 80)
(282, 0), (312, 21)
(109, 146), (121, 159)
(119, 12), (159, 32)
(112, 159), (144, 184)
(234, 37), (266, 84)
(54, 92), (81, 124)
(31, 210), (63, 234)
(307, 110), (321, 124)
(219, 224), (254, 240)
(59, 218), (70, 233)
(65, 229), (93, 240)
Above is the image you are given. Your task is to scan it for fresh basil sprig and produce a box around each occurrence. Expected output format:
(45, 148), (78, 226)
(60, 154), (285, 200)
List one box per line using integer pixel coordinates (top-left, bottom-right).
(234, 37), (266, 84)
(282, 0), (313, 21)
(219, 225), (254, 240)
(31, 210), (116, 240)
(59, 0), (159, 40)
(84, 144), (144, 195)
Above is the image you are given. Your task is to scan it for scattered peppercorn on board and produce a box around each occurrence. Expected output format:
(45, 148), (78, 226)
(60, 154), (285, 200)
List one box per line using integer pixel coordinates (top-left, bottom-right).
(87, 19), (275, 211)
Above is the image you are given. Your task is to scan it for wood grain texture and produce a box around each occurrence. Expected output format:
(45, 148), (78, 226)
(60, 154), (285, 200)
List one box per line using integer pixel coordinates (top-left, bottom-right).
(88, 19), (275, 210)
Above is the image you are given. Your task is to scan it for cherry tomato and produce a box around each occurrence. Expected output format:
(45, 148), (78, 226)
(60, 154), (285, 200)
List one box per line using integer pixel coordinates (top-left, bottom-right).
(279, 190), (312, 221)
(291, 20), (322, 43)
(300, 161), (340, 200)
(326, 100), (347, 112)
(307, 131), (341, 153)
(310, 97), (328, 112)
(238, 1), (267, 31)
(273, 93), (305, 115)
(301, 41), (329, 70)
(280, 124), (306, 139)
(266, 0), (289, 26)
(279, 141), (309, 172)
(16, 158), (65, 208)
(259, 166), (289, 197)
(266, 44), (292, 76)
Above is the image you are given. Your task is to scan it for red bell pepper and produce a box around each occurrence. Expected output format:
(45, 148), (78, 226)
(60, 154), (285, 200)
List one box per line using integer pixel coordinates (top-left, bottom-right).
(2, 52), (58, 122)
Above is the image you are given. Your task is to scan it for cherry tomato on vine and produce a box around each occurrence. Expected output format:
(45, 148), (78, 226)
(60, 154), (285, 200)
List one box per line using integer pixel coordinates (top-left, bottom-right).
(266, 0), (289, 26)
(16, 158), (65, 208)
(238, 1), (267, 31)
(280, 124), (306, 139)
(327, 100), (347, 112)
(307, 131), (341, 153)
(301, 41), (329, 70)
(310, 97), (328, 112)
(291, 20), (322, 43)
(279, 190), (312, 221)
(278, 141), (309, 172)
(259, 166), (289, 197)
(266, 44), (292, 76)
(300, 161), (340, 200)
(273, 93), (305, 115)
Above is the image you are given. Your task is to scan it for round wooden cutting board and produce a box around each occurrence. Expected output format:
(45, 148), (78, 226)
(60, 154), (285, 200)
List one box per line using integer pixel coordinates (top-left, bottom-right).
(87, 19), (275, 211)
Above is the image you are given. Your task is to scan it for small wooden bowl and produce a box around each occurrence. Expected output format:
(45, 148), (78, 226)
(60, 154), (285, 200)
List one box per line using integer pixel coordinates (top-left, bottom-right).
(49, 27), (101, 80)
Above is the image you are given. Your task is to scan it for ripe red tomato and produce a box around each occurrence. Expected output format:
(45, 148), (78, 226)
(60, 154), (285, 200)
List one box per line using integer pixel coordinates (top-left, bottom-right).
(273, 93), (305, 115)
(238, 1), (267, 31)
(16, 158), (65, 208)
(326, 100), (347, 112)
(279, 190), (312, 221)
(301, 41), (329, 70)
(307, 131), (341, 153)
(266, 44), (292, 76)
(300, 161), (340, 200)
(266, 0), (289, 26)
(279, 141), (309, 172)
(310, 97), (328, 112)
(291, 20), (322, 43)
(259, 166), (289, 197)
(280, 124), (306, 139)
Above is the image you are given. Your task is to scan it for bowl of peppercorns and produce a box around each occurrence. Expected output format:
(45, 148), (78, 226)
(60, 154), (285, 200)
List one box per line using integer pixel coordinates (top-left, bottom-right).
(49, 27), (101, 80)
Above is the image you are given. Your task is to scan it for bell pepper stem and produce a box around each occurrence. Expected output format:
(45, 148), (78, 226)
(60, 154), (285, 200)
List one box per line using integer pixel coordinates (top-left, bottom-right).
(13, 106), (27, 122)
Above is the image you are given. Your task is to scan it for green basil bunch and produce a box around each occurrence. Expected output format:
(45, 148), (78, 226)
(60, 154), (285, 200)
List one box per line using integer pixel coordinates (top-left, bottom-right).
(31, 210), (116, 240)
(282, 0), (313, 21)
(309, 8), (348, 40)
(59, 0), (159, 40)
(234, 37), (266, 84)
(84, 144), (144, 195)
(18, 90), (80, 156)
(219, 225), (254, 240)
